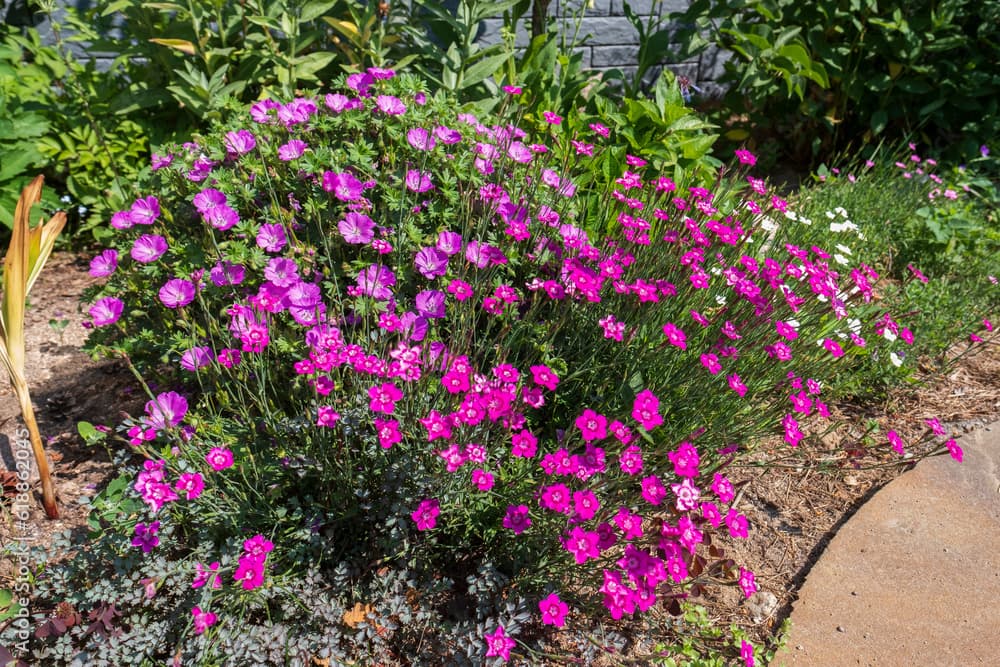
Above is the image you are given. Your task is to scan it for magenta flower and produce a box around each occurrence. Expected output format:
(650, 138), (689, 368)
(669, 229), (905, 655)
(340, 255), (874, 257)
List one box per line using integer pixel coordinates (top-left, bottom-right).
(887, 430), (905, 455)
(575, 408), (607, 441)
(406, 127), (436, 151)
(503, 504), (531, 534)
(471, 469), (494, 491)
(434, 125), (462, 144)
(640, 475), (666, 505)
(180, 346), (213, 371)
(662, 321), (687, 349)
(130, 234), (168, 263)
(405, 170), (434, 193)
(192, 561), (221, 589)
(129, 196), (160, 225)
(316, 406), (340, 427)
(415, 290), (446, 319)
(193, 188), (227, 214)
(411, 498), (440, 531)
(368, 382), (403, 414)
(727, 373), (748, 397)
(671, 477), (701, 511)
(945, 438), (963, 462)
(564, 526), (600, 564)
(419, 409), (452, 441)
(510, 430), (537, 458)
(209, 261), (246, 286)
(632, 389), (663, 431)
(447, 279), (473, 301)
(741, 640), (756, 667)
(175, 472), (204, 500)
(822, 338), (845, 357)
(159, 278), (196, 308)
(145, 391), (188, 430)
(734, 149), (757, 166)
(725, 509), (749, 538)
(484, 625), (515, 662)
(322, 171), (365, 201)
(131, 521), (160, 552)
(206, 446), (234, 471)
(530, 365), (559, 391)
(264, 257), (299, 287)
(89, 296), (124, 327)
(191, 606), (218, 635)
(338, 211), (375, 244)
(668, 442), (700, 478)
(738, 566), (758, 598)
(538, 593), (568, 627)
(277, 139), (307, 161)
(256, 223), (287, 252)
(539, 483), (571, 513)
(233, 554), (266, 590)
(711, 473), (735, 503)
(374, 418), (402, 449)
(414, 246), (449, 279)
(375, 95), (406, 115)
(224, 129), (257, 155)
(542, 111), (562, 125)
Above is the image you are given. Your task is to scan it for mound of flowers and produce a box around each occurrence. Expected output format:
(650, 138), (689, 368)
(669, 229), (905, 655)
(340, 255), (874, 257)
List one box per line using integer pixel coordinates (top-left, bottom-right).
(63, 69), (971, 664)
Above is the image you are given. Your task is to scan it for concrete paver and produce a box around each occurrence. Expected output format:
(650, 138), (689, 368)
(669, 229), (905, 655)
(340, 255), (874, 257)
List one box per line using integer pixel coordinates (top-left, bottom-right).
(773, 423), (1000, 666)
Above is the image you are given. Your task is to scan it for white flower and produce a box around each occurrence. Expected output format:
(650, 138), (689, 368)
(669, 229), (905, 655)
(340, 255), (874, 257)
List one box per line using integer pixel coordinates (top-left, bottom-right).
(761, 216), (779, 232)
(883, 329), (898, 343)
(890, 352), (903, 367)
(834, 254), (849, 265)
(848, 318), (862, 334)
(836, 244), (852, 255)
(800, 216), (813, 226)
(825, 210), (836, 220)
(784, 210), (798, 221)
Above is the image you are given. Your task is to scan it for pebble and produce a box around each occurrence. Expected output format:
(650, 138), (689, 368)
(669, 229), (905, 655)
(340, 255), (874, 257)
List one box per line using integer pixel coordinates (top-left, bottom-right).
(836, 625), (846, 633)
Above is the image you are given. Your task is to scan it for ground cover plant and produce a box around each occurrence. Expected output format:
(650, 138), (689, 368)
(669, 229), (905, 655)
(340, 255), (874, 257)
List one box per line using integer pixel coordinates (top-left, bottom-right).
(3, 68), (994, 666)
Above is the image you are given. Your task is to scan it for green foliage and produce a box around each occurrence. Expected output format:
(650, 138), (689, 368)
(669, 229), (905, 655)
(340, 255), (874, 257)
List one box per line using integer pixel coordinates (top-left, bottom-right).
(671, 0), (1000, 162)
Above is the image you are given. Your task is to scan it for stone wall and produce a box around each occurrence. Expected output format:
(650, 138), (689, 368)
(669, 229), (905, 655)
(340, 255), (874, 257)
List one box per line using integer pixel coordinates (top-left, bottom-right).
(477, 0), (730, 95)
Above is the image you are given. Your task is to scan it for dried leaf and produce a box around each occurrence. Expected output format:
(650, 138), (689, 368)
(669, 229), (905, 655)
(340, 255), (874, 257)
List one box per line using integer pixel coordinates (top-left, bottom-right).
(342, 602), (374, 628)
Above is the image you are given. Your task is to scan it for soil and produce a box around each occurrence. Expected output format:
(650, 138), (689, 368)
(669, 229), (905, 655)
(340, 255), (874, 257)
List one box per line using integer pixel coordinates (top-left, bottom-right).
(0, 252), (997, 663)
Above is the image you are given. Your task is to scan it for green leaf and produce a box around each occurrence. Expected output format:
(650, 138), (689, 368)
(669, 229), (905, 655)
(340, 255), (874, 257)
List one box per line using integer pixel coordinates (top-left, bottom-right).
(100, 0), (134, 16)
(300, 0), (339, 22)
(870, 109), (888, 134)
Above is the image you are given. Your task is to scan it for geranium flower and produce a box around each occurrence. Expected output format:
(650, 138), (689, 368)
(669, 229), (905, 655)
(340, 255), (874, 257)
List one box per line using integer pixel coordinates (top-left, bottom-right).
(411, 498), (439, 530)
(191, 606), (218, 635)
(129, 196), (160, 225)
(159, 278), (196, 308)
(206, 447), (234, 471)
(130, 234), (168, 263)
(89, 297), (124, 327)
(484, 625), (515, 662)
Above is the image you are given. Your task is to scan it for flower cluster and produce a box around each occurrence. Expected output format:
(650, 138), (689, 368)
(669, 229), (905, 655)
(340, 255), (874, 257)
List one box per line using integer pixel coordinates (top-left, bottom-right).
(81, 69), (985, 664)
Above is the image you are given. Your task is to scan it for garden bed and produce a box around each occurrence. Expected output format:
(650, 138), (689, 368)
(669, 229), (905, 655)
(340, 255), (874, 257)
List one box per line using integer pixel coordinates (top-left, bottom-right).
(3, 251), (996, 663)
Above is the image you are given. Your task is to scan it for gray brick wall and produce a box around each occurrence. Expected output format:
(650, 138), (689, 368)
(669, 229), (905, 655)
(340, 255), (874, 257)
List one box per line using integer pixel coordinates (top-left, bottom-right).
(479, 0), (730, 95)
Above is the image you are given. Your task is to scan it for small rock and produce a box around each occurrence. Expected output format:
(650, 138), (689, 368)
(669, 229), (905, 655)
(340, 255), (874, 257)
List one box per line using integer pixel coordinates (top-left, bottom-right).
(836, 625), (846, 633)
(746, 591), (779, 624)
(850, 591), (858, 596)
(844, 475), (859, 486)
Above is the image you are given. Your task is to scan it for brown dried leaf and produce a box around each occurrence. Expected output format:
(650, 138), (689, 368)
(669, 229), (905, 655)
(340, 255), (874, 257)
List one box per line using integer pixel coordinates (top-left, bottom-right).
(342, 602), (374, 628)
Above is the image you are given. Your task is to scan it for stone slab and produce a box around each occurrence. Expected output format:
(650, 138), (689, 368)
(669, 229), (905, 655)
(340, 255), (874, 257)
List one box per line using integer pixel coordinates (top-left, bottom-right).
(773, 423), (1000, 666)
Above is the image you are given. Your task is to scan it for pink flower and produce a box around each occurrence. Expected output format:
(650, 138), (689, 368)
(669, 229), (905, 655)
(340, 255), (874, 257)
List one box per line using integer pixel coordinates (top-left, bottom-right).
(411, 498), (440, 531)
(192, 561), (221, 589)
(374, 418), (402, 449)
(338, 211), (375, 244)
(233, 555), (266, 590)
(375, 95), (406, 115)
(741, 640), (756, 667)
(484, 625), (515, 662)
(661, 322), (687, 349)
(224, 129), (256, 155)
(405, 170), (434, 193)
(530, 365), (560, 391)
(727, 374), (748, 397)
(822, 338), (845, 357)
(668, 442), (700, 478)
(322, 171), (365, 201)
(129, 195), (160, 225)
(738, 567), (758, 598)
(503, 504), (531, 534)
(89, 249), (118, 277)
(144, 391), (188, 430)
(945, 438), (963, 462)
(192, 606), (218, 635)
(206, 447), (234, 471)
(175, 472), (204, 500)
(131, 521), (160, 552)
(564, 526), (600, 564)
(539, 484), (571, 513)
(471, 469), (494, 491)
(277, 139), (307, 161)
(725, 509), (749, 538)
(575, 409), (607, 441)
(542, 111), (562, 125)
(368, 382), (403, 414)
(538, 592), (568, 627)
(640, 475), (666, 505)
(316, 406), (340, 427)
(734, 149), (757, 166)
(887, 430), (905, 455)
(632, 389), (663, 431)
(406, 127), (436, 151)
(159, 278), (196, 308)
(671, 477), (701, 511)
(89, 297), (124, 327)
(131, 234), (168, 263)
(511, 430), (537, 458)
(711, 473), (735, 504)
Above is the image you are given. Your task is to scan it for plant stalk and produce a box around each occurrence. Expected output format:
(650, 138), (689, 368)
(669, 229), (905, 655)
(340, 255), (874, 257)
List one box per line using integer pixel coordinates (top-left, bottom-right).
(13, 374), (57, 518)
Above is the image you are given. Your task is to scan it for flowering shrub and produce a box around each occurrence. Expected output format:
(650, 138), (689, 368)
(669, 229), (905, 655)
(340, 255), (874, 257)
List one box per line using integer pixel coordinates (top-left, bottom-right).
(43, 69), (987, 664)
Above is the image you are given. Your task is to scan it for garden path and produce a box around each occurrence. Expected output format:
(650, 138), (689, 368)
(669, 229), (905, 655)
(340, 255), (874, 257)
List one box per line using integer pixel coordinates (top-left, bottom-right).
(773, 420), (1000, 666)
